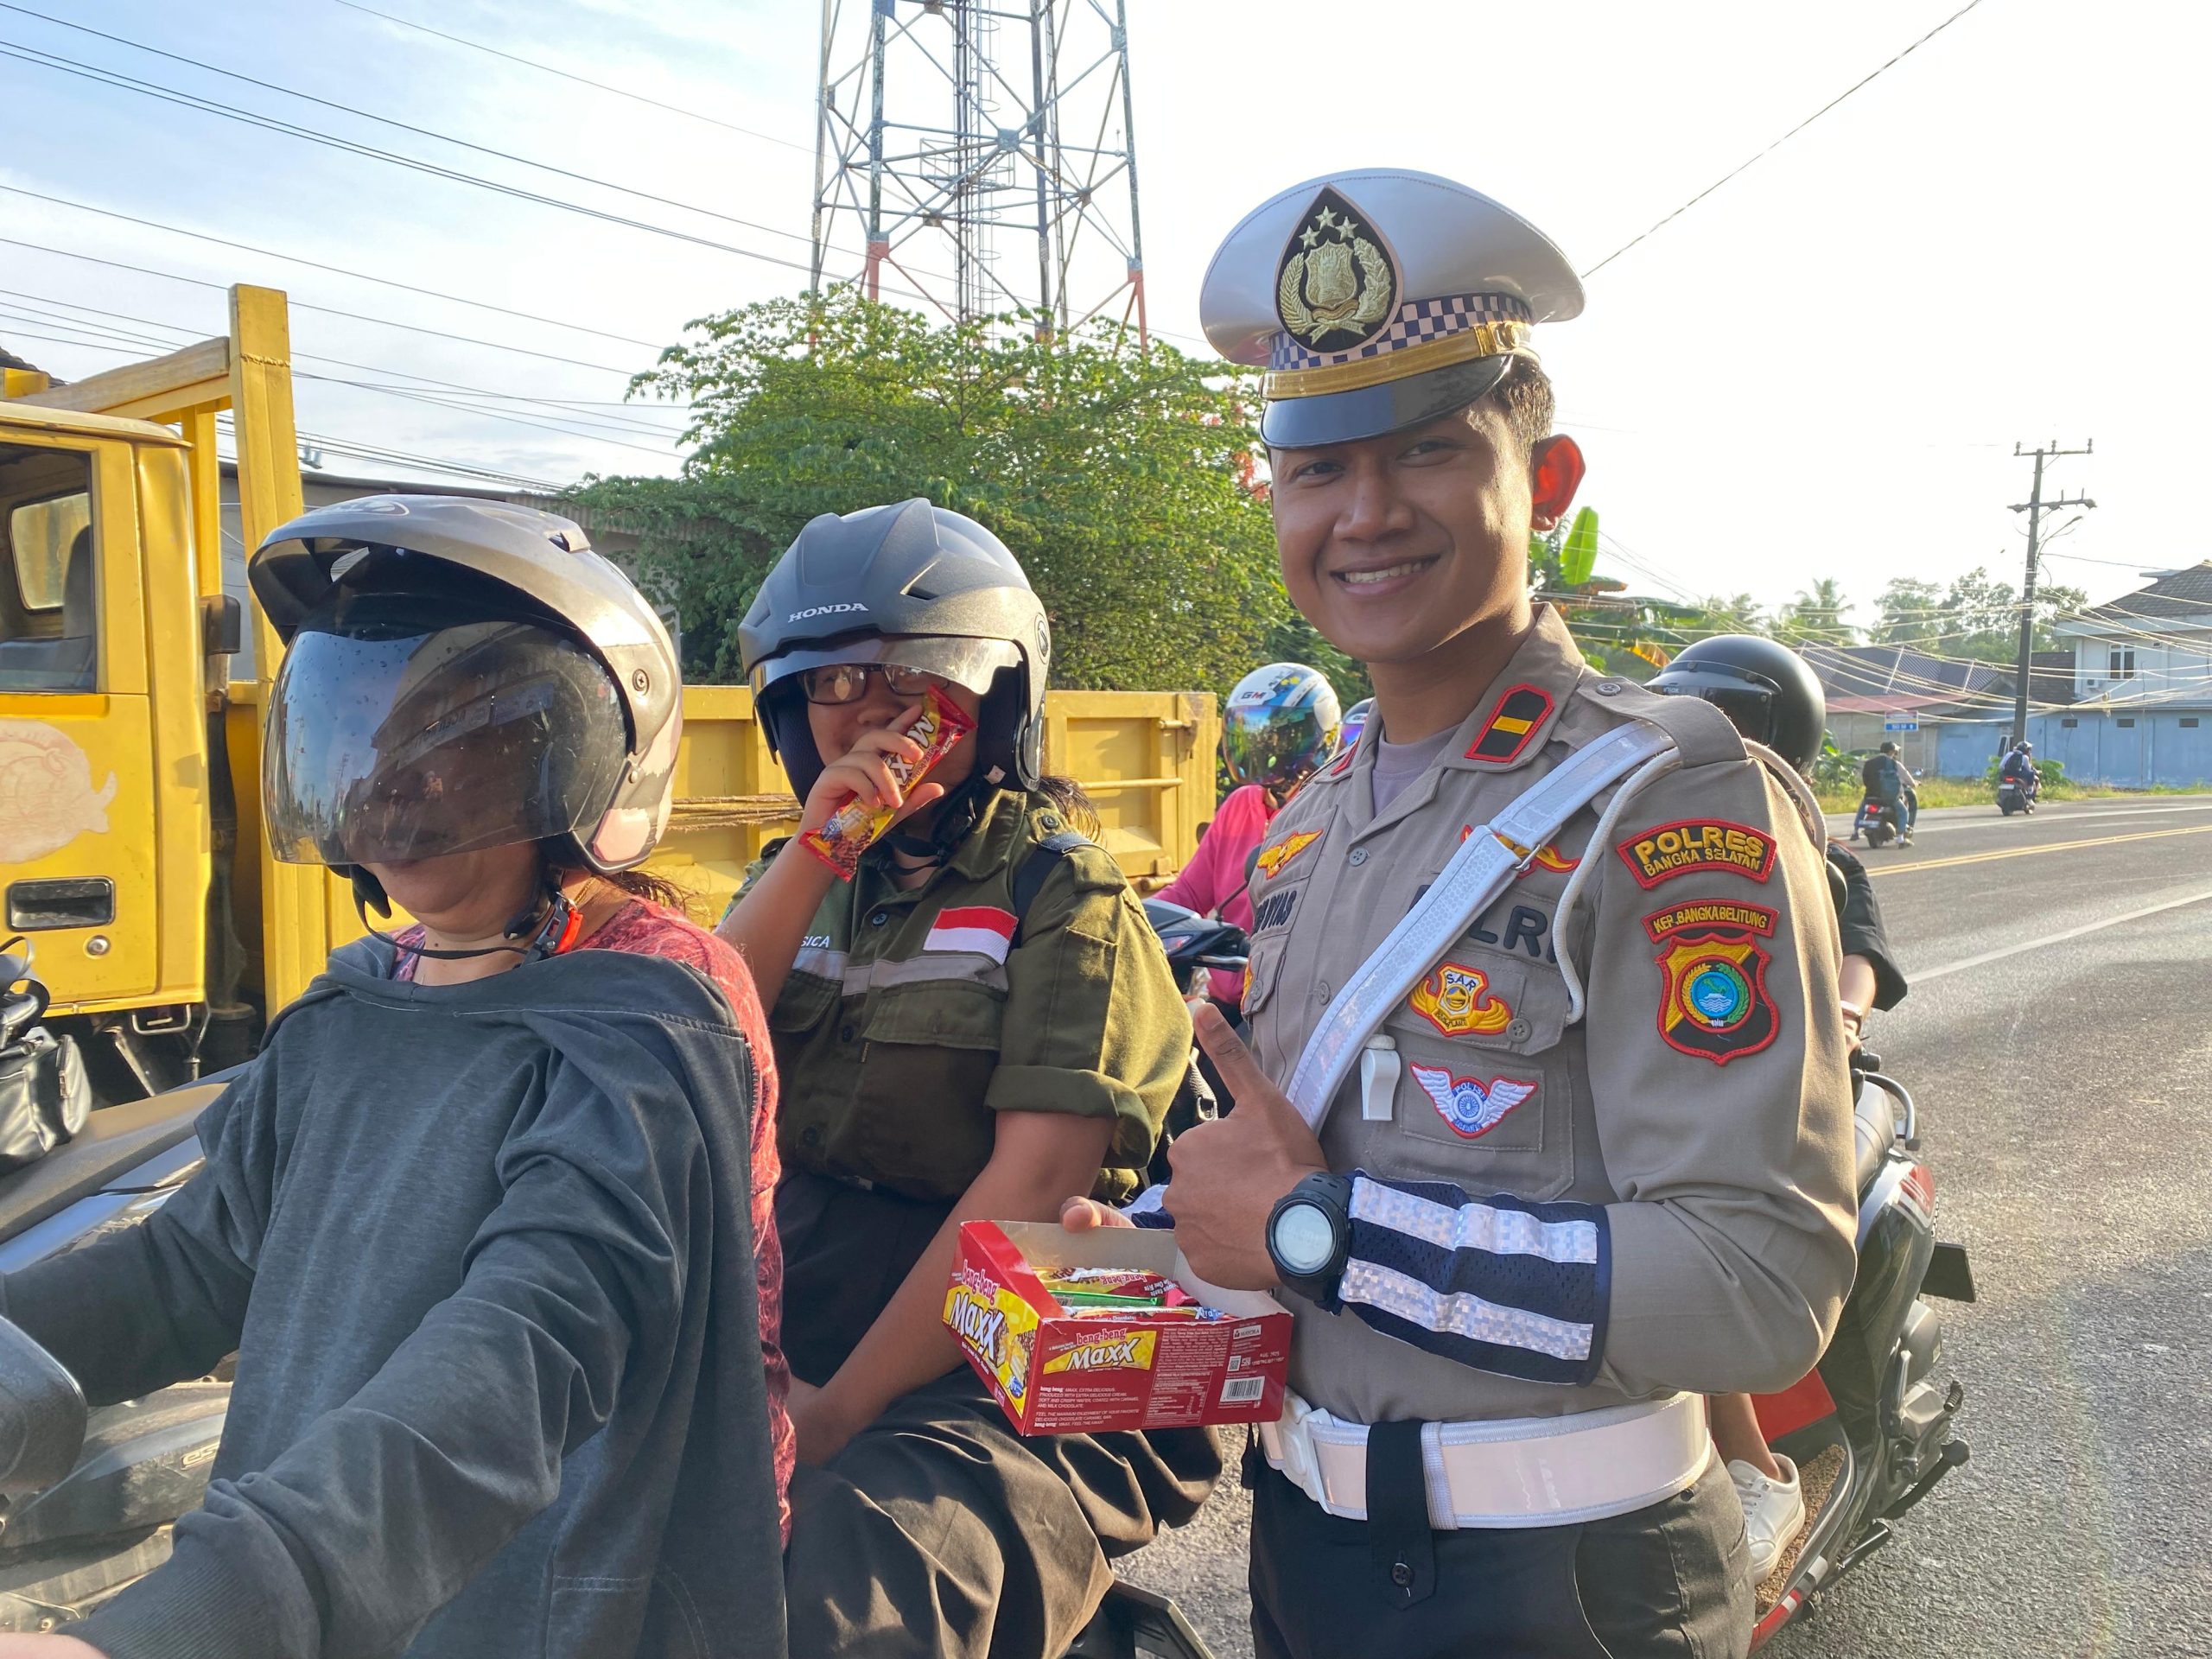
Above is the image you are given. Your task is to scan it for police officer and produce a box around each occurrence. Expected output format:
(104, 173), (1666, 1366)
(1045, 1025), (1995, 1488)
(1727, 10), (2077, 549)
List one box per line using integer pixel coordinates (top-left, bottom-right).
(1075, 170), (1858, 1656)
(717, 499), (1219, 1658)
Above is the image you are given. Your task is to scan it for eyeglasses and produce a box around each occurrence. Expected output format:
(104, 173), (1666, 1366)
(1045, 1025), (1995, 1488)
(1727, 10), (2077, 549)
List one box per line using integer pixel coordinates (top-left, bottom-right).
(798, 662), (948, 706)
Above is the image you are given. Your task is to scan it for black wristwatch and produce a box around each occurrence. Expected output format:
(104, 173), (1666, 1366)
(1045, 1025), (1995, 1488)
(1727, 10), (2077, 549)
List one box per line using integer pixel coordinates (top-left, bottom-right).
(1266, 1171), (1355, 1309)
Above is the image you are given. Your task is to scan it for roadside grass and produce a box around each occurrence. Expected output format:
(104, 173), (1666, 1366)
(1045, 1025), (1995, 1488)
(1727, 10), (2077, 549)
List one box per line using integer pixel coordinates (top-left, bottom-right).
(1812, 778), (2202, 813)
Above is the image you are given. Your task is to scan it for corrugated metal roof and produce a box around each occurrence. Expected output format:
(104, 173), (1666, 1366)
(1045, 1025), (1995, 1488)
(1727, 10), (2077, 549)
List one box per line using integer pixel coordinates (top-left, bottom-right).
(2070, 561), (2212, 625)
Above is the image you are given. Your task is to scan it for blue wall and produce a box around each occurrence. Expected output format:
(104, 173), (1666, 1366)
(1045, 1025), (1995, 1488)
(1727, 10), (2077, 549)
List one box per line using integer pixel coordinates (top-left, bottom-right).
(1935, 711), (2212, 788)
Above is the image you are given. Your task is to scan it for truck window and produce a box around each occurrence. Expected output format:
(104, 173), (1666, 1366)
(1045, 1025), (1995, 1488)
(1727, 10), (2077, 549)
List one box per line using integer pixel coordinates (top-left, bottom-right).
(0, 443), (96, 692)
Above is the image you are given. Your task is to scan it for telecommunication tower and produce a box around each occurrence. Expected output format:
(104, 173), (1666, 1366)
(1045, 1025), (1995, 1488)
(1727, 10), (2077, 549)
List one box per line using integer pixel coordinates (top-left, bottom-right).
(810, 0), (1147, 344)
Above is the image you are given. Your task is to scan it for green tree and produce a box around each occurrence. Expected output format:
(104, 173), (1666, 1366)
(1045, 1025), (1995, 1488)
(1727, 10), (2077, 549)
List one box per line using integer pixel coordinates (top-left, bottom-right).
(1776, 577), (1853, 645)
(571, 289), (1287, 694)
(1873, 568), (2088, 660)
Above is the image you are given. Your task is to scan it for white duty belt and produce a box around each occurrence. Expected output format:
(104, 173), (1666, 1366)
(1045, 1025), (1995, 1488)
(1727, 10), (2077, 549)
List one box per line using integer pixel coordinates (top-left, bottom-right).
(1260, 1389), (1712, 1529)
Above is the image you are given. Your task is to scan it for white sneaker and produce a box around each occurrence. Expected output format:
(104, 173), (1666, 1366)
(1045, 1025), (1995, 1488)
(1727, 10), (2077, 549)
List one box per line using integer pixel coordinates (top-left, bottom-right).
(1730, 1455), (1806, 1580)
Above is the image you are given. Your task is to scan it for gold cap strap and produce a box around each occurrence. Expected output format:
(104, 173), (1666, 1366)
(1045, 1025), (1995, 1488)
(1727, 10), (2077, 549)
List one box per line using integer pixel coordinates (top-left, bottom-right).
(1262, 319), (1531, 401)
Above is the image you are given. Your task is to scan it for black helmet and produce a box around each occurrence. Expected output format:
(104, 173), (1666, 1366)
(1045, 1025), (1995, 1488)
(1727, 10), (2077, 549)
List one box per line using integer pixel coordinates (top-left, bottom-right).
(1649, 634), (1826, 773)
(251, 496), (682, 880)
(741, 499), (1048, 801)
(1879, 740), (1897, 755)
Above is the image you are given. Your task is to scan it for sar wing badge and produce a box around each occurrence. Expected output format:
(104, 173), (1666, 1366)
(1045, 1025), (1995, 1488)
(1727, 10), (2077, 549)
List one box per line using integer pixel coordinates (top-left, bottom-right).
(1408, 1063), (1536, 1140)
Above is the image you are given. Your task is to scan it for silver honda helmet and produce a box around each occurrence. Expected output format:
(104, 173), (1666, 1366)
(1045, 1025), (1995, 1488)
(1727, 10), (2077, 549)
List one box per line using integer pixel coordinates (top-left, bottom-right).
(739, 499), (1049, 800)
(250, 495), (682, 876)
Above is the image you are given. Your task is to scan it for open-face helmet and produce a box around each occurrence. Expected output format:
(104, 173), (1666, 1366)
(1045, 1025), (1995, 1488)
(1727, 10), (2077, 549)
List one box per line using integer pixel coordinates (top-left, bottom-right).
(740, 499), (1047, 803)
(251, 496), (681, 883)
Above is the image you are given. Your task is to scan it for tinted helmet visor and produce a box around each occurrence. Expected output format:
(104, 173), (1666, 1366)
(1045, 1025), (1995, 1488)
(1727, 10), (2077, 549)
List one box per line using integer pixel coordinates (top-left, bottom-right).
(264, 593), (628, 867)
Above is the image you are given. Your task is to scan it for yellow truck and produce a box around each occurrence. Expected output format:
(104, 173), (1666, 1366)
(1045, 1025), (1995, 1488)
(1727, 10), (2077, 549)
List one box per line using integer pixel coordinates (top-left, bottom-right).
(0, 288), (1217, 1102)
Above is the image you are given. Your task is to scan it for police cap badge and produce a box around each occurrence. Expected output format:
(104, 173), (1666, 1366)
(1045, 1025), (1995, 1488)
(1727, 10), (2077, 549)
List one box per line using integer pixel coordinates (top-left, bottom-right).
(1201, 168), (1582, 448)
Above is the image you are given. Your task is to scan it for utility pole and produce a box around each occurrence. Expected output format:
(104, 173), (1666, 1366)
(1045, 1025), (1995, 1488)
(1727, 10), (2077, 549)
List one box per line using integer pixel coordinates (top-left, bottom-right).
(2007, 440), (2095, 747)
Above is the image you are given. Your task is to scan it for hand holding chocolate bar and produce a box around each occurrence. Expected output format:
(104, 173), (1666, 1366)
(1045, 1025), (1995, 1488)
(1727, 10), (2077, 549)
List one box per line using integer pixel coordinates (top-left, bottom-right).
(800, 686), (977, 880)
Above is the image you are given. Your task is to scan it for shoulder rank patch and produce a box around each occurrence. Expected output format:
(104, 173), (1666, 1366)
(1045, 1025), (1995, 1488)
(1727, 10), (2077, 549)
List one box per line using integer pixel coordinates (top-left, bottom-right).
(1642, 899), (1777, 944)
(1617, 819), (1777, 888)
(1408, 1064), (1537, 1140)
(1254, 828), (1322, 880)
(1464, 683), (1554, 765)
(1656, 924), (1779, 1065)
(1407, 961), (1513, 1037)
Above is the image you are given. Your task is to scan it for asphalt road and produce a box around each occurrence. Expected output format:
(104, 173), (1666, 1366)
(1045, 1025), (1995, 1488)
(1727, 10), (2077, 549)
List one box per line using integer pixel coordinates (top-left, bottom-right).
(1116, 793), (2212, 1659)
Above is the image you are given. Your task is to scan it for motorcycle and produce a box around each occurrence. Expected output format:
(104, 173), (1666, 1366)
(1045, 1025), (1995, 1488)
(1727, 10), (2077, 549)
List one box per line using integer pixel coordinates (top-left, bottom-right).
(0, 943), (227, 1630)
(1852, 795), (1904, 849)
(1142, 898), (1251, 1002)
(1996, 776), (2037, 817)
(1747, 1057), (1975, 1647)
(0, 948), (1227, 1657)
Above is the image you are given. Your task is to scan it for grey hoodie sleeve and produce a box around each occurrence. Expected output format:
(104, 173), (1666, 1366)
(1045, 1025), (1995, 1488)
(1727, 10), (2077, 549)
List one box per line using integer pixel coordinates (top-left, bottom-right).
(0, 1070), (266, 1404)
(67, 1047), (699, 1659)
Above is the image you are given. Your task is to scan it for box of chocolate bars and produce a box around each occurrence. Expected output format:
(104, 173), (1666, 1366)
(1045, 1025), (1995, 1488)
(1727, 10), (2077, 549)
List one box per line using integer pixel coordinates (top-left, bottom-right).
(944, 1219), (1293, 1435)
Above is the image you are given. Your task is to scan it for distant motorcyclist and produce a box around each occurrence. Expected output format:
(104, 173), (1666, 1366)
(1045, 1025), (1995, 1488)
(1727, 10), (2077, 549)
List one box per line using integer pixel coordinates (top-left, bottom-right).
(1156, 662), (1340, 1011)
(1860, 740), (1914, 846)
(2000, 739), (2041, 801)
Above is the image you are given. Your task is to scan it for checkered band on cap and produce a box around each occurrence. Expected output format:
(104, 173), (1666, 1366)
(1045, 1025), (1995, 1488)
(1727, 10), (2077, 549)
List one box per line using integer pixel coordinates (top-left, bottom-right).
(1266, 292), (1535, 373)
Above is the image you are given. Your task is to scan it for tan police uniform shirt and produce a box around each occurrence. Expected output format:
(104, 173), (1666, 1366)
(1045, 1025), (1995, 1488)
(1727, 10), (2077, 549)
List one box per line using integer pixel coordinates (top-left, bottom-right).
(741, 789), (1192, 1206)
(1242, 607), (1857, 1426)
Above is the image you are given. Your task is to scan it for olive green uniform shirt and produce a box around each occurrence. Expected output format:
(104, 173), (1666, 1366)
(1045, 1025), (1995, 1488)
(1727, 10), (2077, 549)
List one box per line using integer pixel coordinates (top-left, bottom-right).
(1243, 607), (1858, 1425)
(740, 791), (1191, 1205)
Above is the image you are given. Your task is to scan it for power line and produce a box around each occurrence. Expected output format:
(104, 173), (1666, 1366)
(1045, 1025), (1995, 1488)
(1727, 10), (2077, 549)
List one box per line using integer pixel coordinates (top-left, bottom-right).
(0, 38), (834, 280)
(0, 3), (829, 255)
(1581, 0), (1993, 278)
(0, 185), (667, 353)
(327, 0), (813, 155)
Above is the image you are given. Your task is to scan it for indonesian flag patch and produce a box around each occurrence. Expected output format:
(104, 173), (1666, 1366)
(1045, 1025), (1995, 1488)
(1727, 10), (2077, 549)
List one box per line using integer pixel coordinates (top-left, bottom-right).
(924, 906), (1019, 963)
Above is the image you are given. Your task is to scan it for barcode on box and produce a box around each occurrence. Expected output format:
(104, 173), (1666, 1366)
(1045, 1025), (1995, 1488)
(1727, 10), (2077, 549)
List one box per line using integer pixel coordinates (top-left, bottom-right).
(1220, 1376), (1266, 1404)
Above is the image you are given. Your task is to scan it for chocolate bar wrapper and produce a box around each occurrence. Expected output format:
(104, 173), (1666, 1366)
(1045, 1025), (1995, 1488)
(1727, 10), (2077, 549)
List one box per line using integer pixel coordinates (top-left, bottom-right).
(799, 684), (976, 880)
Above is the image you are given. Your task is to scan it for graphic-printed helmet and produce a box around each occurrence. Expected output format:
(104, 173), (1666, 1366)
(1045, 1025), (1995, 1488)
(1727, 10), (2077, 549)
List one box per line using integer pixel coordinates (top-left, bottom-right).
(1336, 696), (1376, 758)
(740, 499), (1048, 800)
(250, 495), (682, 876)
(1221, 663), (1342, 791)
(1650, 634), (1827, 774)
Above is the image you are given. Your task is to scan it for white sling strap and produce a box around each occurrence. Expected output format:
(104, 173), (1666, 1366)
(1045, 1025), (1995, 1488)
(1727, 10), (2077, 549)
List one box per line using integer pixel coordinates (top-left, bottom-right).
(1283, 722), (1675, 1131)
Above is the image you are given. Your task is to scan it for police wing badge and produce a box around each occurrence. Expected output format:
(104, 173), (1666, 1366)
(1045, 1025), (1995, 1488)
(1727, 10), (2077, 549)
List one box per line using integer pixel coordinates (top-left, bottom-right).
(1275, 187), (1398, 353)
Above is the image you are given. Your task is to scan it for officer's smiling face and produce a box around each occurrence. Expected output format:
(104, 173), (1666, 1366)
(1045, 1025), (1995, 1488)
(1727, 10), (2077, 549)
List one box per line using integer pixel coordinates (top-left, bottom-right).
(1270, 403), (1583, 672)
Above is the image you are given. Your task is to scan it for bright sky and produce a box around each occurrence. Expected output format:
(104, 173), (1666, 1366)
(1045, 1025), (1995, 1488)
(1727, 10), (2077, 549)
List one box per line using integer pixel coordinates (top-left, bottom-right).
(3, 0), (2201, 627)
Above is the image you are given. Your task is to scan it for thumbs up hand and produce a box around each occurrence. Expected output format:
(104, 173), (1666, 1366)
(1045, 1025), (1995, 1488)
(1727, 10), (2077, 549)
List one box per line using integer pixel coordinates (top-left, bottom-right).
(1160, 1003), (1331, 1289)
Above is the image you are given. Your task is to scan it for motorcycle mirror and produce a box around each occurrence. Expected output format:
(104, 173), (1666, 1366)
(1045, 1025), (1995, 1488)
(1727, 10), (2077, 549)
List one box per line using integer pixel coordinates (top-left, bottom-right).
(0, 1315), (86, 1500)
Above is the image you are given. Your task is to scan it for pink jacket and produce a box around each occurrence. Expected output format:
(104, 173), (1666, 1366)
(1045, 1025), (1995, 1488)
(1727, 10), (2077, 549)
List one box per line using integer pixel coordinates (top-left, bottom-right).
(1157, 783), (1275, 1007)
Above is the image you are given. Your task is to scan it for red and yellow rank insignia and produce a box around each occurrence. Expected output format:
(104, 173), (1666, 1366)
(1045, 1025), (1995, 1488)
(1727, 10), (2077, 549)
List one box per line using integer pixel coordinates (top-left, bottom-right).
(1656, 925), (1779, 1065)
(1616, 819), (1777, 888)
(1464, 683), (1554, 765)
(1254, 829), (1322, 880)
(1408, 961), (1514, 1038)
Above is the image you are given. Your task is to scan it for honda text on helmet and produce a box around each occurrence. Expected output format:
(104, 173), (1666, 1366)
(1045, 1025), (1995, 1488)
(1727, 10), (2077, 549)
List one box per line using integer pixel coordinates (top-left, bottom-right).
(250, 495), (682, 912)
(1221, 663), (1342, 792)
(741, 499), (1048, 836)
(1649, 634), (1827, 774)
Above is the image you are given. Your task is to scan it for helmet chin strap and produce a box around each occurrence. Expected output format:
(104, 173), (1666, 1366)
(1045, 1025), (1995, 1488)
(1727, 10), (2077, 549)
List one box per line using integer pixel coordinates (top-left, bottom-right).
(353, 859), (584, 964)
(879, 767), (1005, 868)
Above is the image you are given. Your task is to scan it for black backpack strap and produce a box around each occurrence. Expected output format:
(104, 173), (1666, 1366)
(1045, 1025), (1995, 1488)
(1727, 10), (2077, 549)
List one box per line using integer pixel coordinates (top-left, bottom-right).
(1010, 830), (1092, 948)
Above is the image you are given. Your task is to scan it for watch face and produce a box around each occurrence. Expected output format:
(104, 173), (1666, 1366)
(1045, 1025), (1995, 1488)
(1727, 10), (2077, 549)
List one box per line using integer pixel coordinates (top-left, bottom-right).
(1272, 1200), (1337, 1276)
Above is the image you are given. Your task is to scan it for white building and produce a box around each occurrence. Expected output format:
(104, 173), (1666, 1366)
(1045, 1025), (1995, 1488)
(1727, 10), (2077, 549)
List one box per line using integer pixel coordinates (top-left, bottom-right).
(2052, 562), (2212, 704)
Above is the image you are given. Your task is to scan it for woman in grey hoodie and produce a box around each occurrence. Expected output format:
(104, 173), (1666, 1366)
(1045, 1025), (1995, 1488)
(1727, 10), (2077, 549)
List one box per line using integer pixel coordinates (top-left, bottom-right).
(0, 499), (789, 1659)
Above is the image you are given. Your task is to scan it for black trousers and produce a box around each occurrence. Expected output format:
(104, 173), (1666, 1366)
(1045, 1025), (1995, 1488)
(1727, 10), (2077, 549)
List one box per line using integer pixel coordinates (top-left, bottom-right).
(776, 1172), (1224, 1659)
(1249, 1450), (1751, 1659)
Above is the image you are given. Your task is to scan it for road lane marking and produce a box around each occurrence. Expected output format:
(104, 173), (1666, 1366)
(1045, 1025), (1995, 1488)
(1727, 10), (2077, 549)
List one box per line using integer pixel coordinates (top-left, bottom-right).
(1866, 823), (2212, 876)
(1825, 800), (2212, 837)
(1916, 887), (2212, 982)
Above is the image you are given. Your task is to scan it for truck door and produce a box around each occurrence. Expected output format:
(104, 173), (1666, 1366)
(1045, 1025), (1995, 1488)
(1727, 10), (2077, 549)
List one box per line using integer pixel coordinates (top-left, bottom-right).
(0, 435), (159, 1011)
